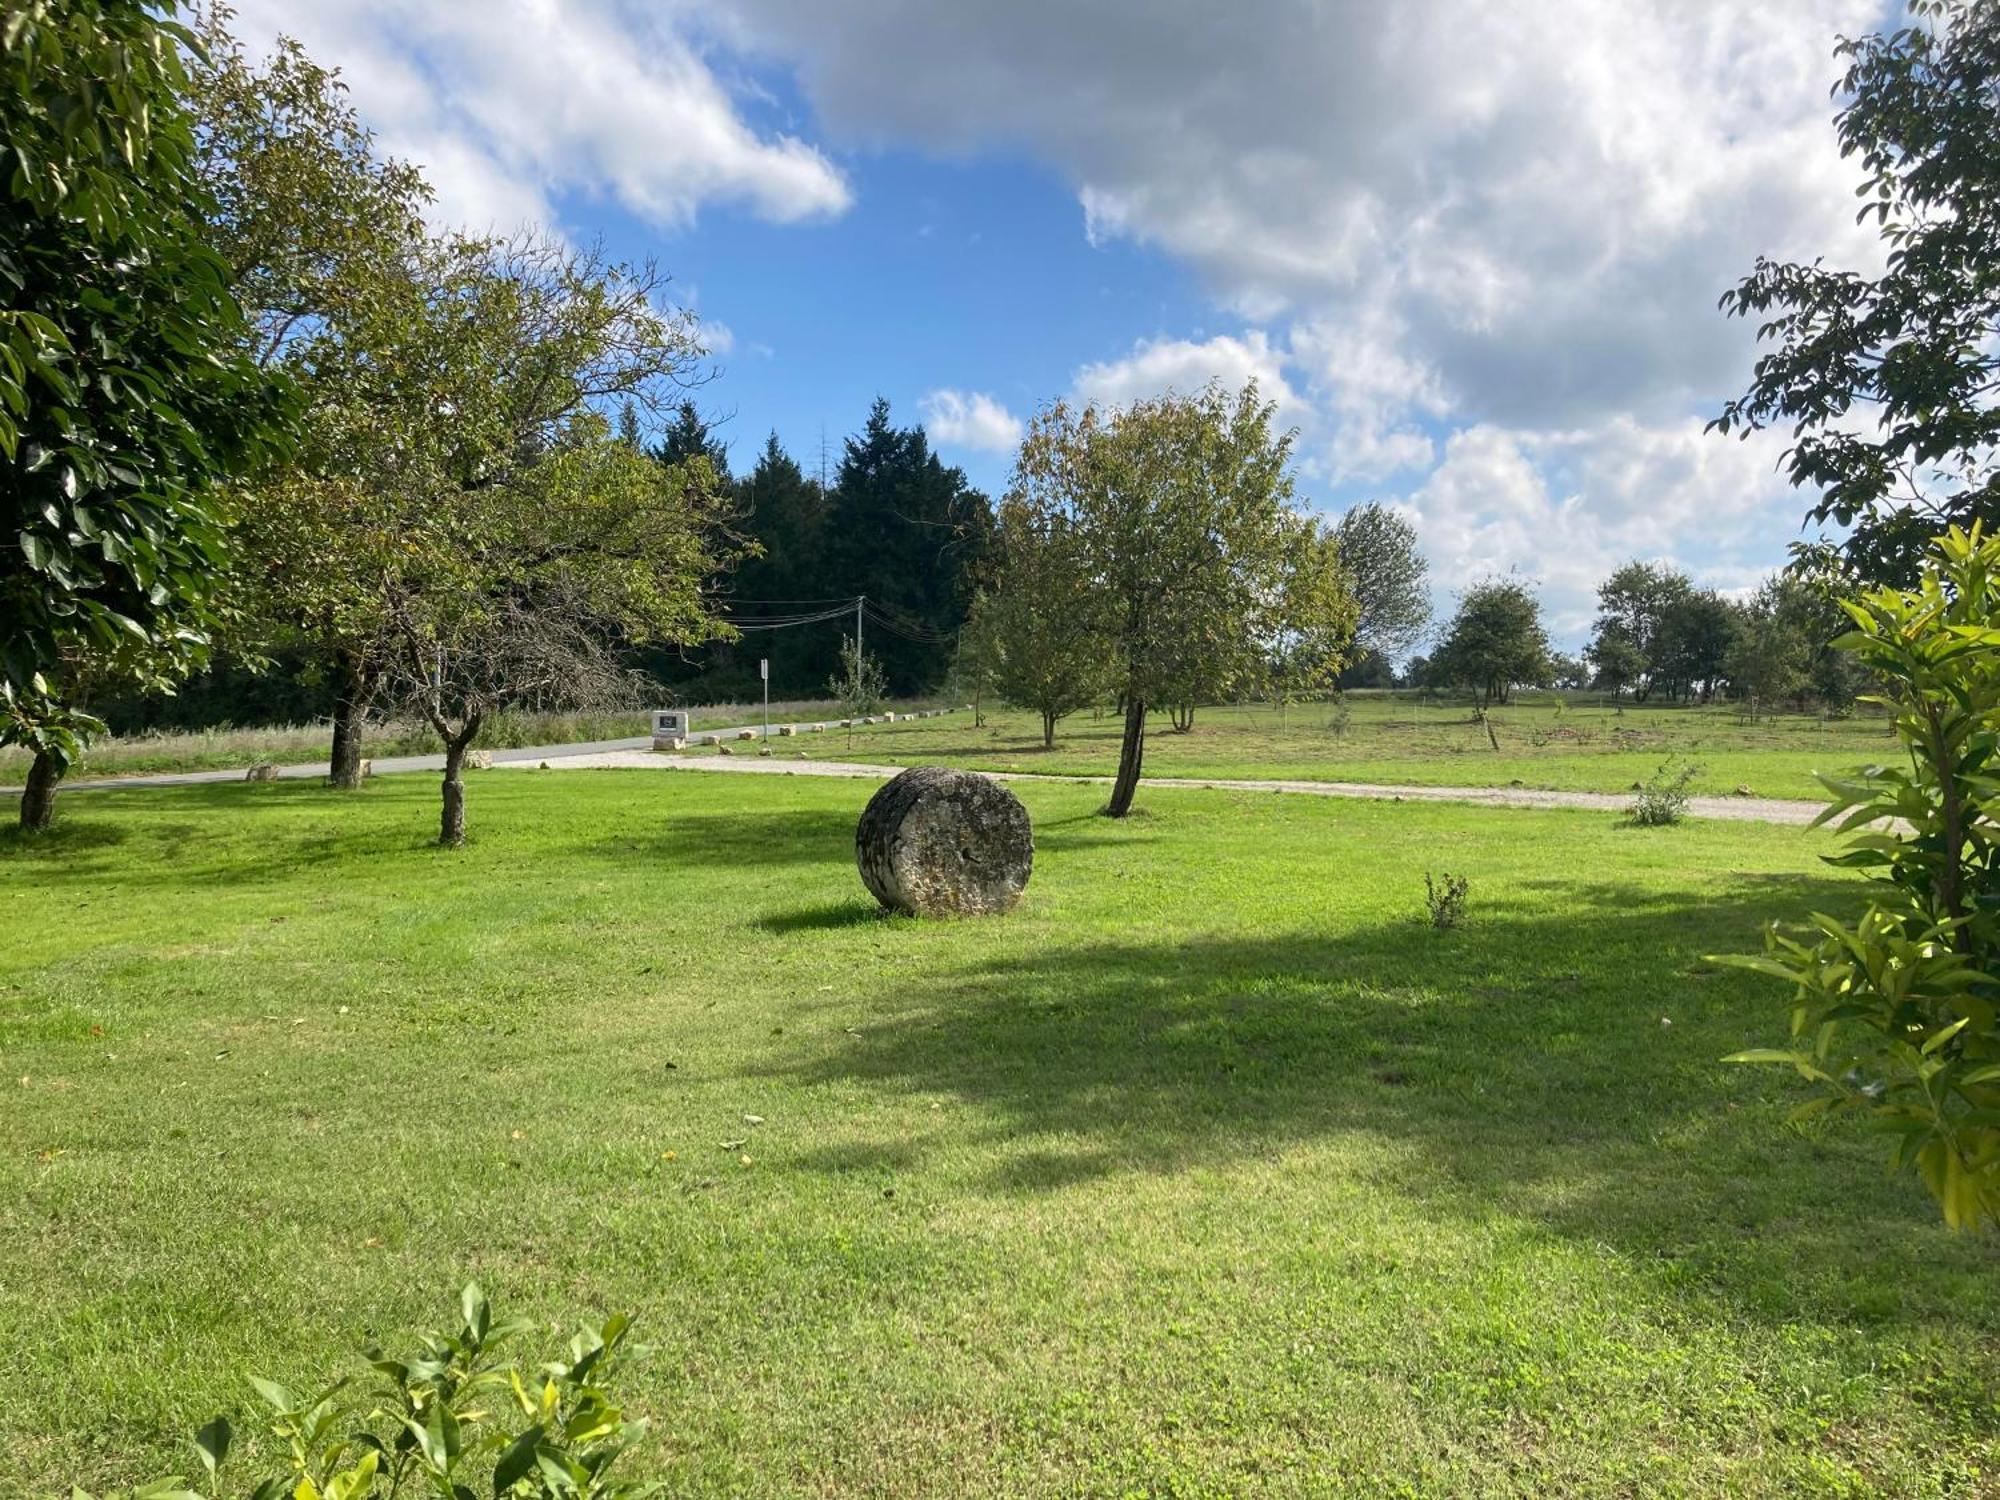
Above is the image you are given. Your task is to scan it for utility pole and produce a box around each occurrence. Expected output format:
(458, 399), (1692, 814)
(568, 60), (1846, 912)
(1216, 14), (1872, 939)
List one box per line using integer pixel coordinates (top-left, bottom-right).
(855, 594), (865, 699)
(761, 656), (770, 741)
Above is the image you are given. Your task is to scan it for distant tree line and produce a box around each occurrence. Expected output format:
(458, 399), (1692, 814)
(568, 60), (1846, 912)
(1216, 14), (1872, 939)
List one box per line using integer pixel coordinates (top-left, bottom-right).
(1402, 559), (1868, 711)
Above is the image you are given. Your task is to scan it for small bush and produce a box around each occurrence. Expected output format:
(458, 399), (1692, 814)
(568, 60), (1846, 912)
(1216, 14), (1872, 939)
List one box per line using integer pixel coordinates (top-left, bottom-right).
(1718, 526), (2000, 1230)
(79, 1285), (658, 1499)
(1630, 758), (1701, 826)
(1424, 871), (1470, 930)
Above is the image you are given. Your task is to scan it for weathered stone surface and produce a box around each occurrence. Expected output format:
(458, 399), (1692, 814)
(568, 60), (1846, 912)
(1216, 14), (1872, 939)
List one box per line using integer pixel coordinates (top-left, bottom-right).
(778, 725), (796, 737)
(855, 766), (1033, 917)
(812, 723), (826, 732)
(736, 729), (757, 741)
(657, 737), (687, 751)
(464, 749), (494, 770)
(701, 733), (722, 746)
(245, 763), (279, 783)
(357, 758), (373, 779)
(718, 744), (734, 756)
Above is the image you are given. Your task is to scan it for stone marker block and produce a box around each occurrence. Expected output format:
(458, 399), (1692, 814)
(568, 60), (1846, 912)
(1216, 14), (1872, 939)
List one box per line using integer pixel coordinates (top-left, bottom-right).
(778, 725), (796, 737)
(357, 759), (373, 779)
(736, 729), (757, 741)
(245, 763), (279, 783)
(759, 747), (773, 757)
(701, 733), (722, 746)
(718, 744), (734, 756)
(855, 767), (1033, 917)
(811, 723), (826, 732)
(658, 737), (686, 751)
(464, 749), (494, 770)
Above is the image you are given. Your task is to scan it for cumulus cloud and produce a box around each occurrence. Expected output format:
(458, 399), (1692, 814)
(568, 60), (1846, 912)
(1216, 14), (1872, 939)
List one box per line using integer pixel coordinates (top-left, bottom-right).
(1407, 419), (1801, 643)
(708, 0), (1876, 426)
(1072, 331), (1304, 418)
(919, 390), (1024, 453)
(224, 0), (852, 235)
(703, 0), (1885, 642)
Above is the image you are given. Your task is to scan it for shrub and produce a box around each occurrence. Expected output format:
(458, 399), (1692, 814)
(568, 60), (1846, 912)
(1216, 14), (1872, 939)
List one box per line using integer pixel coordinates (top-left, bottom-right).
(77, 1285), (659, 1499)
(1718, 526), (2000, 1230)
(1630, 757), (1701, 826)
(1424, 871), (1470, 930)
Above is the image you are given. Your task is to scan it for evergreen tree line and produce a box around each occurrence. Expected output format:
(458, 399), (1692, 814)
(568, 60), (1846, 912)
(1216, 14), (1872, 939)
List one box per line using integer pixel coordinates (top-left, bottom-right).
(104, 394), (997, 733)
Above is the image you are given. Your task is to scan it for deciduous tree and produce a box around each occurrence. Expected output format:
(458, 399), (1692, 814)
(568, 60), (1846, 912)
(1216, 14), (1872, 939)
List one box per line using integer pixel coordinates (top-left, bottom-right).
(1431, 580), (1553, 706)
(1714, 0), (2000, 583)
(2, 0), (289, 830)
(1335, 501), (1431, 660)
(978, 496), (1108, 746)
(1011, 384), (1356, 817)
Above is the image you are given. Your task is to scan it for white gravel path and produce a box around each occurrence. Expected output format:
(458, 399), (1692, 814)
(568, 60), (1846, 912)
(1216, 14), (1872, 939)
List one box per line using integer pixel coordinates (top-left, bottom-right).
(491, 747), (1828, 826)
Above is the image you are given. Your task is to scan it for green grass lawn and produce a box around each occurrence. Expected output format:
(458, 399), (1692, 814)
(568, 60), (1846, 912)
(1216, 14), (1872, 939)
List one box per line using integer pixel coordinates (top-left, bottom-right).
(769, 693), (1902, 802)
(5, 771), (1997, 1495)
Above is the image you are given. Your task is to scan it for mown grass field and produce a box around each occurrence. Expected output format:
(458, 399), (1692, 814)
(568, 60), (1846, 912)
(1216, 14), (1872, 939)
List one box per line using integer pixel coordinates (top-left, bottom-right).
(5, 769), (1998, 1495)
(765, 693), (1899, 802)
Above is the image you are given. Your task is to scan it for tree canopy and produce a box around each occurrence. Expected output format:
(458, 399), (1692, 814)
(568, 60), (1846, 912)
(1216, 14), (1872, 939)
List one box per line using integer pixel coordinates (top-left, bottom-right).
(1431, 580), (1553, 706)
(1335, 502), (1431, 660)
(2, 0), (290, 829)
(1008, 384), (1356, 816)
(1714, 0), (2000, 583)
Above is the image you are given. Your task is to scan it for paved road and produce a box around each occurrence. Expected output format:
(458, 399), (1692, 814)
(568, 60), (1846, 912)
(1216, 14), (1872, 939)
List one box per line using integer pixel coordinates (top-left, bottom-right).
(8, 727), (1827, 826)
(0, 732), (733, 794)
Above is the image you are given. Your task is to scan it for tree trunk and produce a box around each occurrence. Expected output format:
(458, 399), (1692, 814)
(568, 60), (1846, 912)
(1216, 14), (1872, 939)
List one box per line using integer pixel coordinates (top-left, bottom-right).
(1042, 709), (1056, 748)
(1104, 696), (1147, 818)
(327, 655), (373, 790)
(19, 750), (60, 832)
(440, 736), (471, 847)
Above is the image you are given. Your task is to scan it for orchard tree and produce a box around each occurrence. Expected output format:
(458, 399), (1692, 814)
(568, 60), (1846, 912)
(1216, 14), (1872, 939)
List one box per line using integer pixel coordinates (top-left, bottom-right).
(1335, 501), (1431, 659)
(979, 496), (1108, 746)
(1588, 561), (1692, 702)
(1431, 580), (1553, 706)
(383, 417), (735, 845)
(2, 0), (289, 830)
(186, 7), (430, 787)
(1725, 579), (1810, 713)
(1714, 0), (2000, 582)
(1012, 384), (1356, 818)
(339, 233), (736, 844)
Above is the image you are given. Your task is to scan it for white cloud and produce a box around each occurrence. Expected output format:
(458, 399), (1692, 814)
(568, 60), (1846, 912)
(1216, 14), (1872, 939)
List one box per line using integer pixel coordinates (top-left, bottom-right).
(710, 0), (1878, 429)
(225, 0), (852, 235)
(1072, 331), (1304, 421)
(919, 390), (1024, 453)
(704, 0), (1886, 630)
(1407, 419), (1802, 645)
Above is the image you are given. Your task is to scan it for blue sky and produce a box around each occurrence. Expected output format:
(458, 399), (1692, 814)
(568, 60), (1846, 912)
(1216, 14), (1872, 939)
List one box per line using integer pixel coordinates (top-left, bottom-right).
(656, 148), (1210, 497)
(227, 0), (1897, 648)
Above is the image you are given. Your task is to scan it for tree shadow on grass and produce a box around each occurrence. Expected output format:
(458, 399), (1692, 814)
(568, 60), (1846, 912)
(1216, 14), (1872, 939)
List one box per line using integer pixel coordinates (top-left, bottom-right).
(760, 869), (2000, 1342)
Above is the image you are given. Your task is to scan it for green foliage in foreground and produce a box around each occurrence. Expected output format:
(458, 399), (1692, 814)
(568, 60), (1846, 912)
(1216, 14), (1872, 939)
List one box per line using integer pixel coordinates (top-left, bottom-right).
(1724, 528), (2000, 1229)
(81, 1287), (654, 1500)
(6, 773), (2000, 1494)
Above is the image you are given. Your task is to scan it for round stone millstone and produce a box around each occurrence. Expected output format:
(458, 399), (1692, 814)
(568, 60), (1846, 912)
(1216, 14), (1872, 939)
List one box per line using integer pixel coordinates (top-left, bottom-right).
(855, 766), (1034, 916)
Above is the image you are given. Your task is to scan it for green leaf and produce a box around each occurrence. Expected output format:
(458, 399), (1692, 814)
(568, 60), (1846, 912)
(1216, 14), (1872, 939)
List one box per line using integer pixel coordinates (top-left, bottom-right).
(194, 1415), (231, 1478)
(492, 1426), (543, 1493)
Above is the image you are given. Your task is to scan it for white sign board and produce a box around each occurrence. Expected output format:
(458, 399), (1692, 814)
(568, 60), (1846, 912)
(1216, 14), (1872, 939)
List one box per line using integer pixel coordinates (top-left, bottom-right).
(760, 658), (769, 681)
